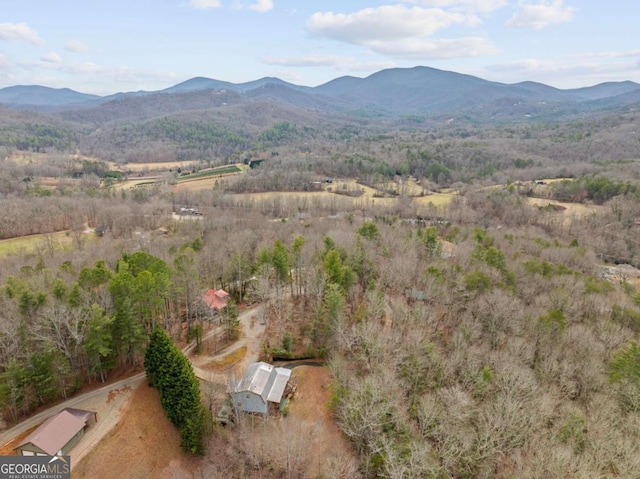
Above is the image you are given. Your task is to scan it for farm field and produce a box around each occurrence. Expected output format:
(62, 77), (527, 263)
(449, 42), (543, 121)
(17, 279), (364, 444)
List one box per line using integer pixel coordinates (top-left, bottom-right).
(0, 230), (76, 257)
(112, 160), (199, 173)
(177, 164), (245, 182)
(525, 197), (606, 217)
(179, 177), (456, 213)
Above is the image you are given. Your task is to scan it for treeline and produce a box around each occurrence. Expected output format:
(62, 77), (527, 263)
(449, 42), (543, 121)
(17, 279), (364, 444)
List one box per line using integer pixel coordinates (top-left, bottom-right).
(549, 176), (640, 204)
(0, 121), (79, 153)
(257, 121), (313, 148)
(0, 251), (191, 421)
(1, 169), (640, 475)
(4, 106), (640, 190)
(0, 195), (169, 241)
(145, 327), (206, 454)
(169, 199), (640, 477)
(306, 220), (640, 477)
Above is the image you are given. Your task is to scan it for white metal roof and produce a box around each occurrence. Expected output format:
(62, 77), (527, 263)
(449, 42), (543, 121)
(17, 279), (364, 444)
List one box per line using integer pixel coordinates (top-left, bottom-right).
(236, 362), (291, 404)
(267, 367), (292, 403)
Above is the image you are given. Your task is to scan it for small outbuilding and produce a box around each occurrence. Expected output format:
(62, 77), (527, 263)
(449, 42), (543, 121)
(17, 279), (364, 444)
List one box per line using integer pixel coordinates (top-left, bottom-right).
(234, 362), (291, 415)
(15, 408), (97, 456)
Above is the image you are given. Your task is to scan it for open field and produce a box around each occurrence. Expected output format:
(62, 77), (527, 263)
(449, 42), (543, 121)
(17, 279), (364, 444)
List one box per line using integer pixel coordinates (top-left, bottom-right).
(113, 160), (199, 173)
(110, 177), (163, 190)
(173, 177), (455, 212)
(177, 164), (244, 182)
(226, 187), (455, 213)
(525, 197), (606, 217)
(173, 175), (236, 192)
(112, 163), (248, 191)
(0, 230), (75, 257)
(7, 152), (51, 165)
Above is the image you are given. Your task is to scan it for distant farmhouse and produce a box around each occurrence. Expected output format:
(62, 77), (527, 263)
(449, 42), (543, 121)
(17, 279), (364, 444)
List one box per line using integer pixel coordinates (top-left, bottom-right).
(234, 362), (291, 415)
(177, 207), (203, 216)
(15, 408), (97, 456)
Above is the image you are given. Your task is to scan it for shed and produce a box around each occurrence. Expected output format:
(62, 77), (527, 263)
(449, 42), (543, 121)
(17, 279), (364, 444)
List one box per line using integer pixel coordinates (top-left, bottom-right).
(234, 362), (291, 414)
(15, 408), (97, 456)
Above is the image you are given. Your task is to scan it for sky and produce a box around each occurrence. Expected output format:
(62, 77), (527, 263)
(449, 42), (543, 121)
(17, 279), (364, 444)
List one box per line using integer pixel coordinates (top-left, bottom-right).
(0, 0), (638, 95)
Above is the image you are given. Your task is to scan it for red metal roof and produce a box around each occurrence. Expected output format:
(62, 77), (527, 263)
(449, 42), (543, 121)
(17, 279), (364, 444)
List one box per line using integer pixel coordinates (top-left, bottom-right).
(201, 289), (229, 310)
(16, 408), (96, 455)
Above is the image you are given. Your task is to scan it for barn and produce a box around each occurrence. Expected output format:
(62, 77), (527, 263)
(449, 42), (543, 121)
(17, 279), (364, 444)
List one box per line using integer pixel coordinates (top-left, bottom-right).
(234, 362), (291, 414)
(14, 408), (97, 456)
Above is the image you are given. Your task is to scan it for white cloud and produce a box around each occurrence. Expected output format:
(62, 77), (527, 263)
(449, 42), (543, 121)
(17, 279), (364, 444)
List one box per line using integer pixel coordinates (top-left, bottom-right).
(0, 53), (9, 69)
(307, 5), (473, 44)
(190, 0), (221, 9)
(570, 50), (640, 60)
(368, 36), (499, 59)
(506, 0), (575, 29)
(11, 56), (179, 94)
(64, 40), (89, 53)
(41, 52), (62, 63)
(263, 54), (349, 68)
(64, 62), (177, 83)
(306, 5), (497, 60)
(262, 54), (396, 72)
(248, 0), (274, 12)
(402, 0), (507, 13)
(484, 56), (639, 87)
(0, 22), (44, 44)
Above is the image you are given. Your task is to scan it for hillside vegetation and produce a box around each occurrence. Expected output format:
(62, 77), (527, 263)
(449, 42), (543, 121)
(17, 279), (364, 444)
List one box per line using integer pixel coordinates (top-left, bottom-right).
(1, 66), (640, 478)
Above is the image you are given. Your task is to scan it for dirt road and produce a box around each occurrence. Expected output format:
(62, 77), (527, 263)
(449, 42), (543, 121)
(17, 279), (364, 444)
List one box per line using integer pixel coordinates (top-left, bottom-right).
(0, 374), (145, 466)
(0, 302), (266, 470)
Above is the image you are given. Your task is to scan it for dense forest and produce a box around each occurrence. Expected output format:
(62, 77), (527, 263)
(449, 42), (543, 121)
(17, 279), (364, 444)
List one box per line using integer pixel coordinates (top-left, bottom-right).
(1, 81), (640, 477)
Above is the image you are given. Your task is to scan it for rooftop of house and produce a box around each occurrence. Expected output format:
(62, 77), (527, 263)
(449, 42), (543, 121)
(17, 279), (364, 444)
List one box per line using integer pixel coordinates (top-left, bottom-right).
(235, 362), (291, 404)
(16, 408), (96, 456)
(202, 288), (229, 310)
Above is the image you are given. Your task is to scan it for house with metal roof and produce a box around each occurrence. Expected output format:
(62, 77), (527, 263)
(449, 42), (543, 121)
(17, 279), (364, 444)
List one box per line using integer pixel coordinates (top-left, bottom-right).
(233, 362), (291, 414)
(201, 289), (229, 312)
(15, 408), (97, 456)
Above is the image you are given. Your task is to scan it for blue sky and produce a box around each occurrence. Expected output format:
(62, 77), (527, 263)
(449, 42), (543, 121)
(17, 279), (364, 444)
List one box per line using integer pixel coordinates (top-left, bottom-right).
(0, 0), (638, 94)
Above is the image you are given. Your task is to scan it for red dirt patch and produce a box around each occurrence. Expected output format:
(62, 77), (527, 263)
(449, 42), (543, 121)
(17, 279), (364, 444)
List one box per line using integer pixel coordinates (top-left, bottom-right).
(287, 366), (358, 477)
(0, 424), (38, 456)
(106, 385), (132, 404)
(73, 384), (202, 479)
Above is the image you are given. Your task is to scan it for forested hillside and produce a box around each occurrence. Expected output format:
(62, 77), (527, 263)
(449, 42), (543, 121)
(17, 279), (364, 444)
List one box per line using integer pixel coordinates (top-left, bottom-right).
(1, 67), (640, 478)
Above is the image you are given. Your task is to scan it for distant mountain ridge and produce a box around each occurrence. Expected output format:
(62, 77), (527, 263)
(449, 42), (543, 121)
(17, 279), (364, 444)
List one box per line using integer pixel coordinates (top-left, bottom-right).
(0, 85), (101, 106)
(1, 66), (639, 121)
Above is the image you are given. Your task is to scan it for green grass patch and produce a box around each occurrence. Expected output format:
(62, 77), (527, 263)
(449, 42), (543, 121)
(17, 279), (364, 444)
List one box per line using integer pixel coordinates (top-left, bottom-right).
(202, 345), (247, 372)
(178, 165), (241, 182)
(0, 231), (75, 258)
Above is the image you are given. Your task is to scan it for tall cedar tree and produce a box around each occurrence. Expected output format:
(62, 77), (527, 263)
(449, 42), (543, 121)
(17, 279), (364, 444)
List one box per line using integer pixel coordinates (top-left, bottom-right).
(144, 326), (206, 454)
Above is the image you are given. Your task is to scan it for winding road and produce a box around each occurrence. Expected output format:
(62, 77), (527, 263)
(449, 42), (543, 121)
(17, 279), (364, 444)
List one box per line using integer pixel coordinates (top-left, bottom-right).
(0, 302), (267, 468)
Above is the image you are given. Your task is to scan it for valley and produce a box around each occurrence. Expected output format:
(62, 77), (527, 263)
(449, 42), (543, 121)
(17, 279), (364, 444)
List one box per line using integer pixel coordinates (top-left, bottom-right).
(1, 66), (640, 478)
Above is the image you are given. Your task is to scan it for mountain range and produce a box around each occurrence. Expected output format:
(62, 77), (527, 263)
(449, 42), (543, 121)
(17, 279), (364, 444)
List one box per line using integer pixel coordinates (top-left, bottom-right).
(1, 66), (639, 123)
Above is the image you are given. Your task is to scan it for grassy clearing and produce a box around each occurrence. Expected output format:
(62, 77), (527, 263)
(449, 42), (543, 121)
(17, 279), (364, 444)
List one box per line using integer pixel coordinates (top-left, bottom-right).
(0, 231), (75, 257)
(525, 197), (605, 217)
(112, 160), (199, 173)
(8, 152), (50, 165)
(202, 345), (247, 372)
(226, 189), (454, 213)
(177, 164), (241, 182)
(110, 177), (161, 191)
(414, 193), (455, 207)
